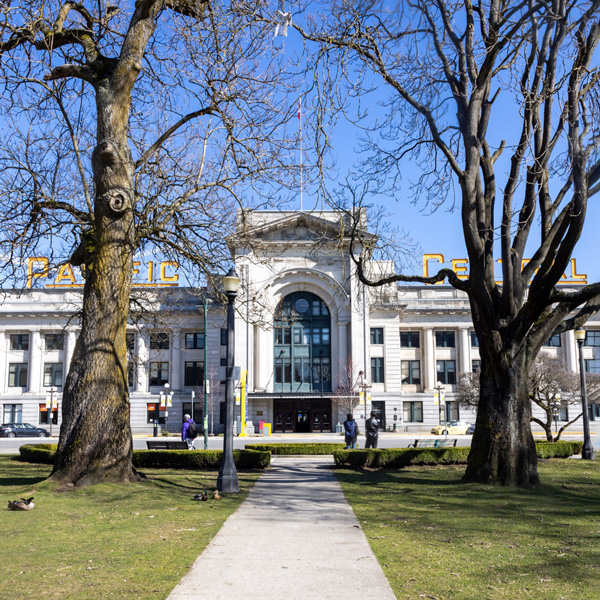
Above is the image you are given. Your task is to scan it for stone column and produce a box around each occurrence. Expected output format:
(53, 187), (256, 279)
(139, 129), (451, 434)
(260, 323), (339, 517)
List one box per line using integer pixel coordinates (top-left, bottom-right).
(459, 327), (470, 374)
(0, 331), (6, 394)
(565, 330), (577, 373)
(171, 329), (182, 391)
(423, 328), (435, 391)
(29, 329), (42, 394)
(336, 321), (349, 390)
(137, 332), (149, 392)
(65, 330), (78, 374)
(255, 325), (273, 392)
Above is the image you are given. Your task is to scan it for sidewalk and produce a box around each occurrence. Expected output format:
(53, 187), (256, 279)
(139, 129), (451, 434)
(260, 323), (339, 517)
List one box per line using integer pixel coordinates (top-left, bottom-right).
(167, 456), (396, 600)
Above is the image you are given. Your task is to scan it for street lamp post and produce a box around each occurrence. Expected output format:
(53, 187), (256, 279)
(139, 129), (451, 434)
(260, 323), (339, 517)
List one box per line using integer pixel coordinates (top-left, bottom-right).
(435, 382), (445, 427)
(574, 329), (596, 460)
(217, 268), (240, 493)
(163, 383), (172, 433)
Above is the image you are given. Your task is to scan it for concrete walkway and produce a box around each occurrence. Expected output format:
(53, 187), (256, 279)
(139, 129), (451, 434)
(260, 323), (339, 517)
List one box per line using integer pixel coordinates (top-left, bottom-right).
(167, 456), (396, 600)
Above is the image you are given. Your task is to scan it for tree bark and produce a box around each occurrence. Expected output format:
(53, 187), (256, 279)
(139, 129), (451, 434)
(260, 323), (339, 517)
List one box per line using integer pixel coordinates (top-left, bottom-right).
(463, 348), (539, 487)
(50, 105), (138, 486)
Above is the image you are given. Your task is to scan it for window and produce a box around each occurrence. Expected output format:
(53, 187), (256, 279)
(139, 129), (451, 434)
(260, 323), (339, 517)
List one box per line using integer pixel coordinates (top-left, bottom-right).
(3, 404), (23, 423)
(45, 333), (64, 351)
(403, 401), (423, 422)
(185, 361), (204, 387)
(150, 332), (169, 350)
(470, 331), (479, 347)
(10, 334), (29, 351)
(8, 363), (28, 387)
(149, 361), (169, 386)
(127, 362), (135, 388)
(401, 360), (421, 385)
(435, 331), (455, 347)
(472, 360), (481, 373)
(371, 357), (385, 383)
(43, 363), (63, 387)
(445, 401), (460, 422)
(221, 328), (227, 345)
(185, 333), (205, 350)
(126, 333), (136, 350)
(585, 359), (600, 374)
(182, 402), (204, 423)
(370, 328), (384, 345)
(436, 360), (456, 385)
(39, 404), (58, 425)
(545, 334), (561, 347)
(400, 331), (420, 348)
(584, 331), (600, 347)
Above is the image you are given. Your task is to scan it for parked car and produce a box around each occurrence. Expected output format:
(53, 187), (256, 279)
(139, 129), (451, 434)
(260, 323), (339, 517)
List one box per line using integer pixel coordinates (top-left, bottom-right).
(431, 421), (473, 435)
(466, 424), (476, 435)
(0, 423), (50, 438)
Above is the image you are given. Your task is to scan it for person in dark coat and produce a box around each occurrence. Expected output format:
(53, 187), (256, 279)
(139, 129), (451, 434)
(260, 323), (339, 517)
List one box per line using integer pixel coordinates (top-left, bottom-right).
(344, 413), (359, 449)
(365, 411), (380, 449)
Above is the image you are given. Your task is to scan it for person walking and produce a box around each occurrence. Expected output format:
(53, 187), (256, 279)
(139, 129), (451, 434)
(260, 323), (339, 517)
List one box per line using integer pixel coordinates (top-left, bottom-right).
(365, 411), (380, 449)
(182, 414), (197, 450)
(344, 413), (359, 449)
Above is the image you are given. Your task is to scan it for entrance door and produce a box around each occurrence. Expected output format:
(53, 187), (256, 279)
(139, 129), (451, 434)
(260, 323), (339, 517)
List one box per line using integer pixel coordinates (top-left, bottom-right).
(295, 410), (311, 432)
(372, 401), (386, 430)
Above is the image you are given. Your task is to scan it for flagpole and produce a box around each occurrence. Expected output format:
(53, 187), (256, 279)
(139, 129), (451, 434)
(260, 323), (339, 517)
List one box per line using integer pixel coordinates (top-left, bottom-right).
(298, 97), (303, 211)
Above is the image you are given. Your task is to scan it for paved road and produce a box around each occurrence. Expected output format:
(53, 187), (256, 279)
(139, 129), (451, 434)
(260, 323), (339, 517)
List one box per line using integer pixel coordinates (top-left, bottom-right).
(1, 430), (597, 454)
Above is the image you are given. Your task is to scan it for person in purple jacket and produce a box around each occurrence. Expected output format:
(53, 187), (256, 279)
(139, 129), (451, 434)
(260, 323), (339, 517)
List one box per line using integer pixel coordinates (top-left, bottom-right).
(181, 414), (197, 450)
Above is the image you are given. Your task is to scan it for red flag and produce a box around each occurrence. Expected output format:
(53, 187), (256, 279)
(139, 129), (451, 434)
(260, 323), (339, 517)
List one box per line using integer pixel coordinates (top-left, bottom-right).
(298, 97), (301, 120)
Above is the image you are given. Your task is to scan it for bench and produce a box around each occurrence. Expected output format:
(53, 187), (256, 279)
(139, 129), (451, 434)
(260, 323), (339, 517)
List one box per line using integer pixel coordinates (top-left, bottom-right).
(408, 438), (457, 448)
(146, 441), (189, 450)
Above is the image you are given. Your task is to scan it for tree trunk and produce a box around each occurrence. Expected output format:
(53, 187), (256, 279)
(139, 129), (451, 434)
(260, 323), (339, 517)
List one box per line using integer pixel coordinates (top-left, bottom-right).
(50, 103), (137, 485)
(463, 349), (539, 486)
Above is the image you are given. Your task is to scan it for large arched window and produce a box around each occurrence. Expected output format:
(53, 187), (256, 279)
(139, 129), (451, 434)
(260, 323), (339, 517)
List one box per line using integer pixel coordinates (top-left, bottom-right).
(273, 292), (331, 393)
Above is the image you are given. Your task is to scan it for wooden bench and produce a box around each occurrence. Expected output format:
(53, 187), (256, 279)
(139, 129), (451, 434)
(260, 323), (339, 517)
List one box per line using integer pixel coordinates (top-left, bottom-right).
(408, 438), (457, 448)
(146, 441), (189, 450)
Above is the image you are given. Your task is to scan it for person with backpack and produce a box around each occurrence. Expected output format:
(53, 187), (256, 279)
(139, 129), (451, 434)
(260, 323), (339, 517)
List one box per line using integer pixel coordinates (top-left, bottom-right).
(344, 413), (359, 449)
(182, 414), (198, 450)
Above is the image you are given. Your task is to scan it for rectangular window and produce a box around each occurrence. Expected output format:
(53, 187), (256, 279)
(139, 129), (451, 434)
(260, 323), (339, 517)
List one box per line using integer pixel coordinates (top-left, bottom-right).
(401, 360), (421, 385)
(45, 333), (64, 351)
(403, 401), (423, 423)
(149, 361), (169, 386)
(371, 357), (385, 383)
(43, 363), (63, 387)
(436, 360), (456, 385)
(585, 359), (600, 374)
(39, 404), (58, 425)
(182, 402), (204, 423)
(544, 334), (562, 347)
(10, 334), (29, 351)
(400, 331), (420, 348)
(8, 363), (28, 387)
(150, 332), (169, 350)
(445, 401), (460, 422)
(470, 331), (479, 347)
(184, 361), (205, 387)
(220, 328), (227, 345)
(370, 328), (384, 345)
(275, 327), (291, 345)
(472, 359), (481, 373)
(584, 331), (600, 347)
(3, 404), (23, 423)
(435, 331), (456, 348)
(127, 362), (135, 388)
(185, 333), (205, 349)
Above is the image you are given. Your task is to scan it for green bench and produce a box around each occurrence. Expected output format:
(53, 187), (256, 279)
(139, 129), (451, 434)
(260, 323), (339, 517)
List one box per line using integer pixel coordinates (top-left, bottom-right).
(408, 438), (457, 448)
(146, 441), (188, 450)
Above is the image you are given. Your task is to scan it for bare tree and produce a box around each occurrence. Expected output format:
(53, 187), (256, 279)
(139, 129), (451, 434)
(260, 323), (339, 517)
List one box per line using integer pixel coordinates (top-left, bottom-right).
(0, 1), (296, 485)
(293, 1), (600, 485)
(457, 354), (600, 442)
(333, 358), (361, 419)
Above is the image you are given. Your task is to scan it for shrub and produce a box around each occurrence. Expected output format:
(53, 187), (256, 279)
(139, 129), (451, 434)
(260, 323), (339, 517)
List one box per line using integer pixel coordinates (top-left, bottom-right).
(132, 449), (270, 470)
(334, 442), (582, 468)
(18, 445), (270, 470)
(247, 443), (345, 455)
(19, 444), (56, 464)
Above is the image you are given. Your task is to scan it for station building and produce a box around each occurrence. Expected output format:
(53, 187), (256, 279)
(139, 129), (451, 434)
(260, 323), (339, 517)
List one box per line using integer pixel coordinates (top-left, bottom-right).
(1, 210), (599, 434)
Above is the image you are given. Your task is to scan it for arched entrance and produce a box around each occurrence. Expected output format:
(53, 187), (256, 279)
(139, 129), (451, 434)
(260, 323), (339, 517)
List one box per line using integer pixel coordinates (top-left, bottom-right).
(272, 291), (333, 432)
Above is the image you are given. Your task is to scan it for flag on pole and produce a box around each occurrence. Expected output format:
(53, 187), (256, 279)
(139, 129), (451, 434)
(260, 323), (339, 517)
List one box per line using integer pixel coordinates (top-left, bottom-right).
(298, 97), (301, 120)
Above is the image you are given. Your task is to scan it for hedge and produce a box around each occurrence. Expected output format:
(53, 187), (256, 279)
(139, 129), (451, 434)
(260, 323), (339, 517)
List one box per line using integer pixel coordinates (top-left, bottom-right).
(247, 443), (345, 455)
(334, 441), (583, 468)
(18, 445), (270, 470)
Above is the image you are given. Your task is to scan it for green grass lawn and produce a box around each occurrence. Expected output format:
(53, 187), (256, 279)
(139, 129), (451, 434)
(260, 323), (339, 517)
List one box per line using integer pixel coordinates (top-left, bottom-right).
(337, 460), (600, 600)
(0, 456), (260, 600)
